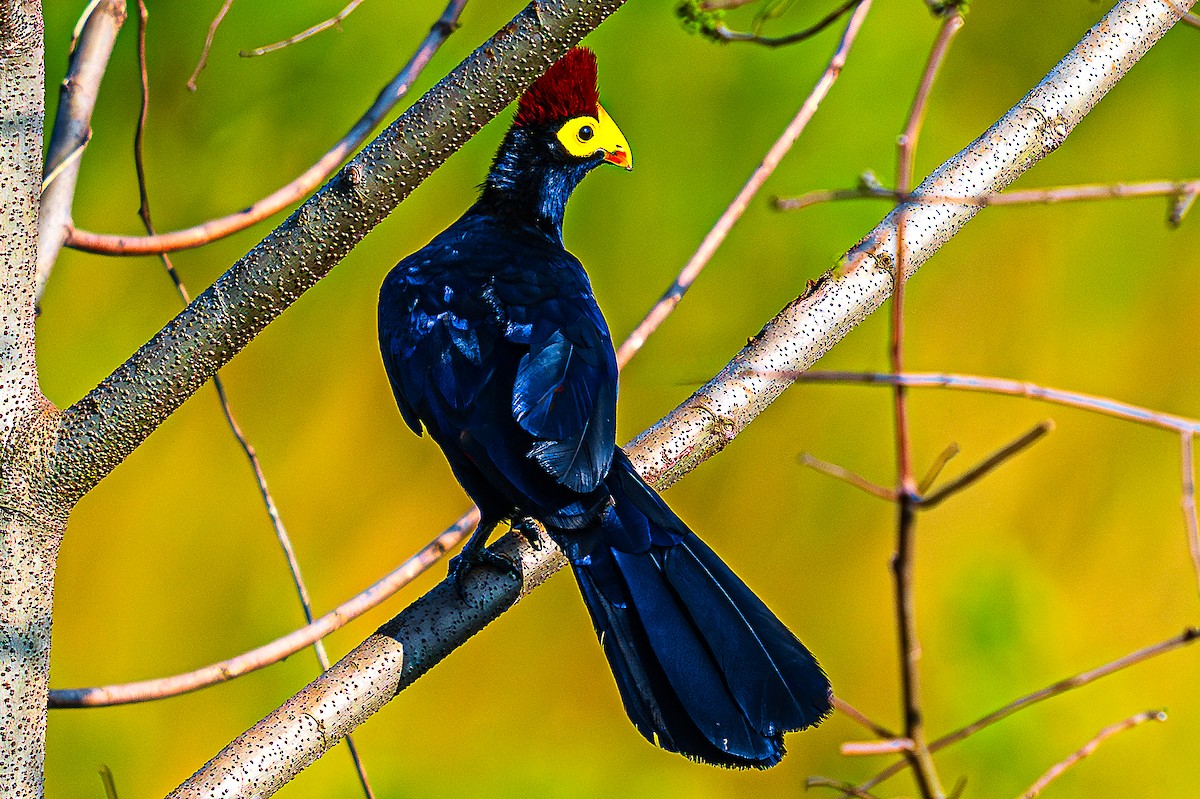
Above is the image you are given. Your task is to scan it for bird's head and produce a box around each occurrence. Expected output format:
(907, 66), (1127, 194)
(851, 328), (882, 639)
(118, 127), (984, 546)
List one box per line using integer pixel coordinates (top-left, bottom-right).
(511, 47), (632, 172)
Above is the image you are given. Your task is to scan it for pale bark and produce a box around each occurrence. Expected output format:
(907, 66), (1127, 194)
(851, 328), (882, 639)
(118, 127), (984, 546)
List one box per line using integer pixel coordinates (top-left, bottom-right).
(0, 1), (59, 798)
(35, 0), (126, 297)
(166, 1), (1194, 795)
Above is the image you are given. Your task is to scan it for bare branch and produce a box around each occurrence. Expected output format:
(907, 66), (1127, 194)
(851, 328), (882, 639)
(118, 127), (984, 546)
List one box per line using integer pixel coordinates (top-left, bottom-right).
(51, 0), (629, 505)
(919, 420), (1053, 509)
(889, 11), (963, 798)
(832, 696), (900, 739)
(1165, 0), (1200, 26)
(1181, 433), (1200, 595)
(853, 627), (1199, 794)
(917, 441), (959, 493)
(616, 0), (872, 367)
(630, 0), (1196, 495)
(774, 178), (1200, 228)
(806, 776), (884, 799)
(799, 452), (896, 501)
(48, 510), (476, 707)
(241, 0), (365, 57)
(710, 0), (864, 47)
(841, 738), (912, 756)
(36, 0), (124, 298)
(67, 0), (469, 256)
(1017, 710), (1167, 799)
(798, 371), (1200, 435)
(186, 0), (234, 92)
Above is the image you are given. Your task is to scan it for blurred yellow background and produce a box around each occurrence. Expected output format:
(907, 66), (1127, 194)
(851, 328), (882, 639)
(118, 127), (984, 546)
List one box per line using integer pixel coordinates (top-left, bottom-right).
(37, 1), (1199, 796)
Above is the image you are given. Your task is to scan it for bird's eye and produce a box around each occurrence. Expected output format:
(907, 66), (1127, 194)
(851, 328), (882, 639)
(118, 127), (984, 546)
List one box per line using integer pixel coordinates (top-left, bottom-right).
(578, 125), (594, 143)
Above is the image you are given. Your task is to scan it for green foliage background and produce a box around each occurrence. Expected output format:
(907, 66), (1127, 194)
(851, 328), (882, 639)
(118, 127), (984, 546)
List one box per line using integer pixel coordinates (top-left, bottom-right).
(37, 0), (1199, 796)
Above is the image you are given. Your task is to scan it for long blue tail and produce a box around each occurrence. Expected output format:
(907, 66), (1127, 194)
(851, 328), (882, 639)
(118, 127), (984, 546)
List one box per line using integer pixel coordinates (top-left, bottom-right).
(551, 451), (831, 768)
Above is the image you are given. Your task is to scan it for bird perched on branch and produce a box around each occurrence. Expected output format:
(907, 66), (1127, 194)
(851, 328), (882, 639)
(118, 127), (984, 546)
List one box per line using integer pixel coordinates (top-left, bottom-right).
(378, 47), (830, 767)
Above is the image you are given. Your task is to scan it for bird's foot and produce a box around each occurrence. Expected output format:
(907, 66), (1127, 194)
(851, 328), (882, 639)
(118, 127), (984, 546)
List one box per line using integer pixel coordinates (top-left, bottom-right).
(449, 546), (521, 602)
(511, 516), (543, 551)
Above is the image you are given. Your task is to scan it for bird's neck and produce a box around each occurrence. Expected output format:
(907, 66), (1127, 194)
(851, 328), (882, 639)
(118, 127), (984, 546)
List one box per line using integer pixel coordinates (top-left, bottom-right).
(474, 127), (597, 241)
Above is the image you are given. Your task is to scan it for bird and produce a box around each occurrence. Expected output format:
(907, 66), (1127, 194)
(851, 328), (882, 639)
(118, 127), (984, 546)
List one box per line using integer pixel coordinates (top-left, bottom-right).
(378, 47), (831, 768)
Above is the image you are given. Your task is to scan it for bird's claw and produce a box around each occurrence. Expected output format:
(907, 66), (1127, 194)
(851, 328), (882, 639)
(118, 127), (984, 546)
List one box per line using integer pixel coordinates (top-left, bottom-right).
(449, 546), (521, 601)
(511, 516), (543, 551)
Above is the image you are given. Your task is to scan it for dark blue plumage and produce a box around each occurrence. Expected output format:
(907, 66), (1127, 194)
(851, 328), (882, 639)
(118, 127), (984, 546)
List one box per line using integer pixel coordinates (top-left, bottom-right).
(378, 49), (830, 767)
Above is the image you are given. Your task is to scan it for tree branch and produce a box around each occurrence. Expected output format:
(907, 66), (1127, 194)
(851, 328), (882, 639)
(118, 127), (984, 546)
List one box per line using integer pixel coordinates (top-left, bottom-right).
(241, 0), (364, 57)
(0, 0), (43, 442)
(852, 627), (1198, 794)
(627, 0), (1195, 493)
(35, 0), (124, 297)
(66, 0), (468, 256)
(616, 0), (871, 367)
(165, 0), (1195, 792)
(51, 0), (629, 504)
(1017, 710), (1167, 798)
(0, 3), (56, 796)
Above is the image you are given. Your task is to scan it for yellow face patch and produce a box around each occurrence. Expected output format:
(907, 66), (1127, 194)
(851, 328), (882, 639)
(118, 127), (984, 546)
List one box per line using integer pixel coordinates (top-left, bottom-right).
(554, 105), (632, 170)
(557, 116), (603, 158)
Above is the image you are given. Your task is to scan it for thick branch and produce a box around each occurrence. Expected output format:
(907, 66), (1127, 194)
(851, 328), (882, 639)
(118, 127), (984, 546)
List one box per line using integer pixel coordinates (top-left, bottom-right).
(51, 0), (628, 503)
(36, 0), (125, 296)
(167, 0), (1193, 792)
(628, 0), (1195, 491)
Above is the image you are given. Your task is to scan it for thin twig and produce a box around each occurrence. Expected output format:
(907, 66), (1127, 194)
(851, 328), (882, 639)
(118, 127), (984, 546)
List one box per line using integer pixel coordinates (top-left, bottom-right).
(37, 0), (125, 300)
(800, 453), (896, 501)
(841, 738), (912, 756)
(801, 370), (1200, 599)
(711, 0), (863, 47)
(806, 776), (884, 799)
(833, 696), (900, 740)
(97, 764), (118, 799)
(852, 628), (1199, 794)
(136, 6), (374, 795)
(1165, 0), (1200, 28)
(797, 371), (1200, 435)
(242, 0), (366, 57)
(187, 0), (235, 91)
(917, 442), (959, 494)
(48, 511), (478, 707)
(773, 179), (1200, 228)
(1017, 710), (1167, 799)
(919, 421), (1053, 509)
(68, 0), (469, 255)
(887, 11), (963, 799)
(616, 0), (872, 367)
(1181, 433), (1200, 595)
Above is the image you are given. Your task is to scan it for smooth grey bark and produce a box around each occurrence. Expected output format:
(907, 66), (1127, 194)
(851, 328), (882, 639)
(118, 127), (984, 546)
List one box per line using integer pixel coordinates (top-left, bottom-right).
(51, 0), (629, 506)
(0, 2), (60, 798)
(166, 1), (1194, 795)
(35, 0), (126, 299)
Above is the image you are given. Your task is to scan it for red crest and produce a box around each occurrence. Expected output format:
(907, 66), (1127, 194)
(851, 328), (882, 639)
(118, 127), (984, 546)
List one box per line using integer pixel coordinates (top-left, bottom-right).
(513, 48), (600, 128)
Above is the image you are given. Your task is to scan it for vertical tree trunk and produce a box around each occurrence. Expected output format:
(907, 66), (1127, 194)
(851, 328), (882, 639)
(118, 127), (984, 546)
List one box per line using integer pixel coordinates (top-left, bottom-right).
(0, 1), (54, 797)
